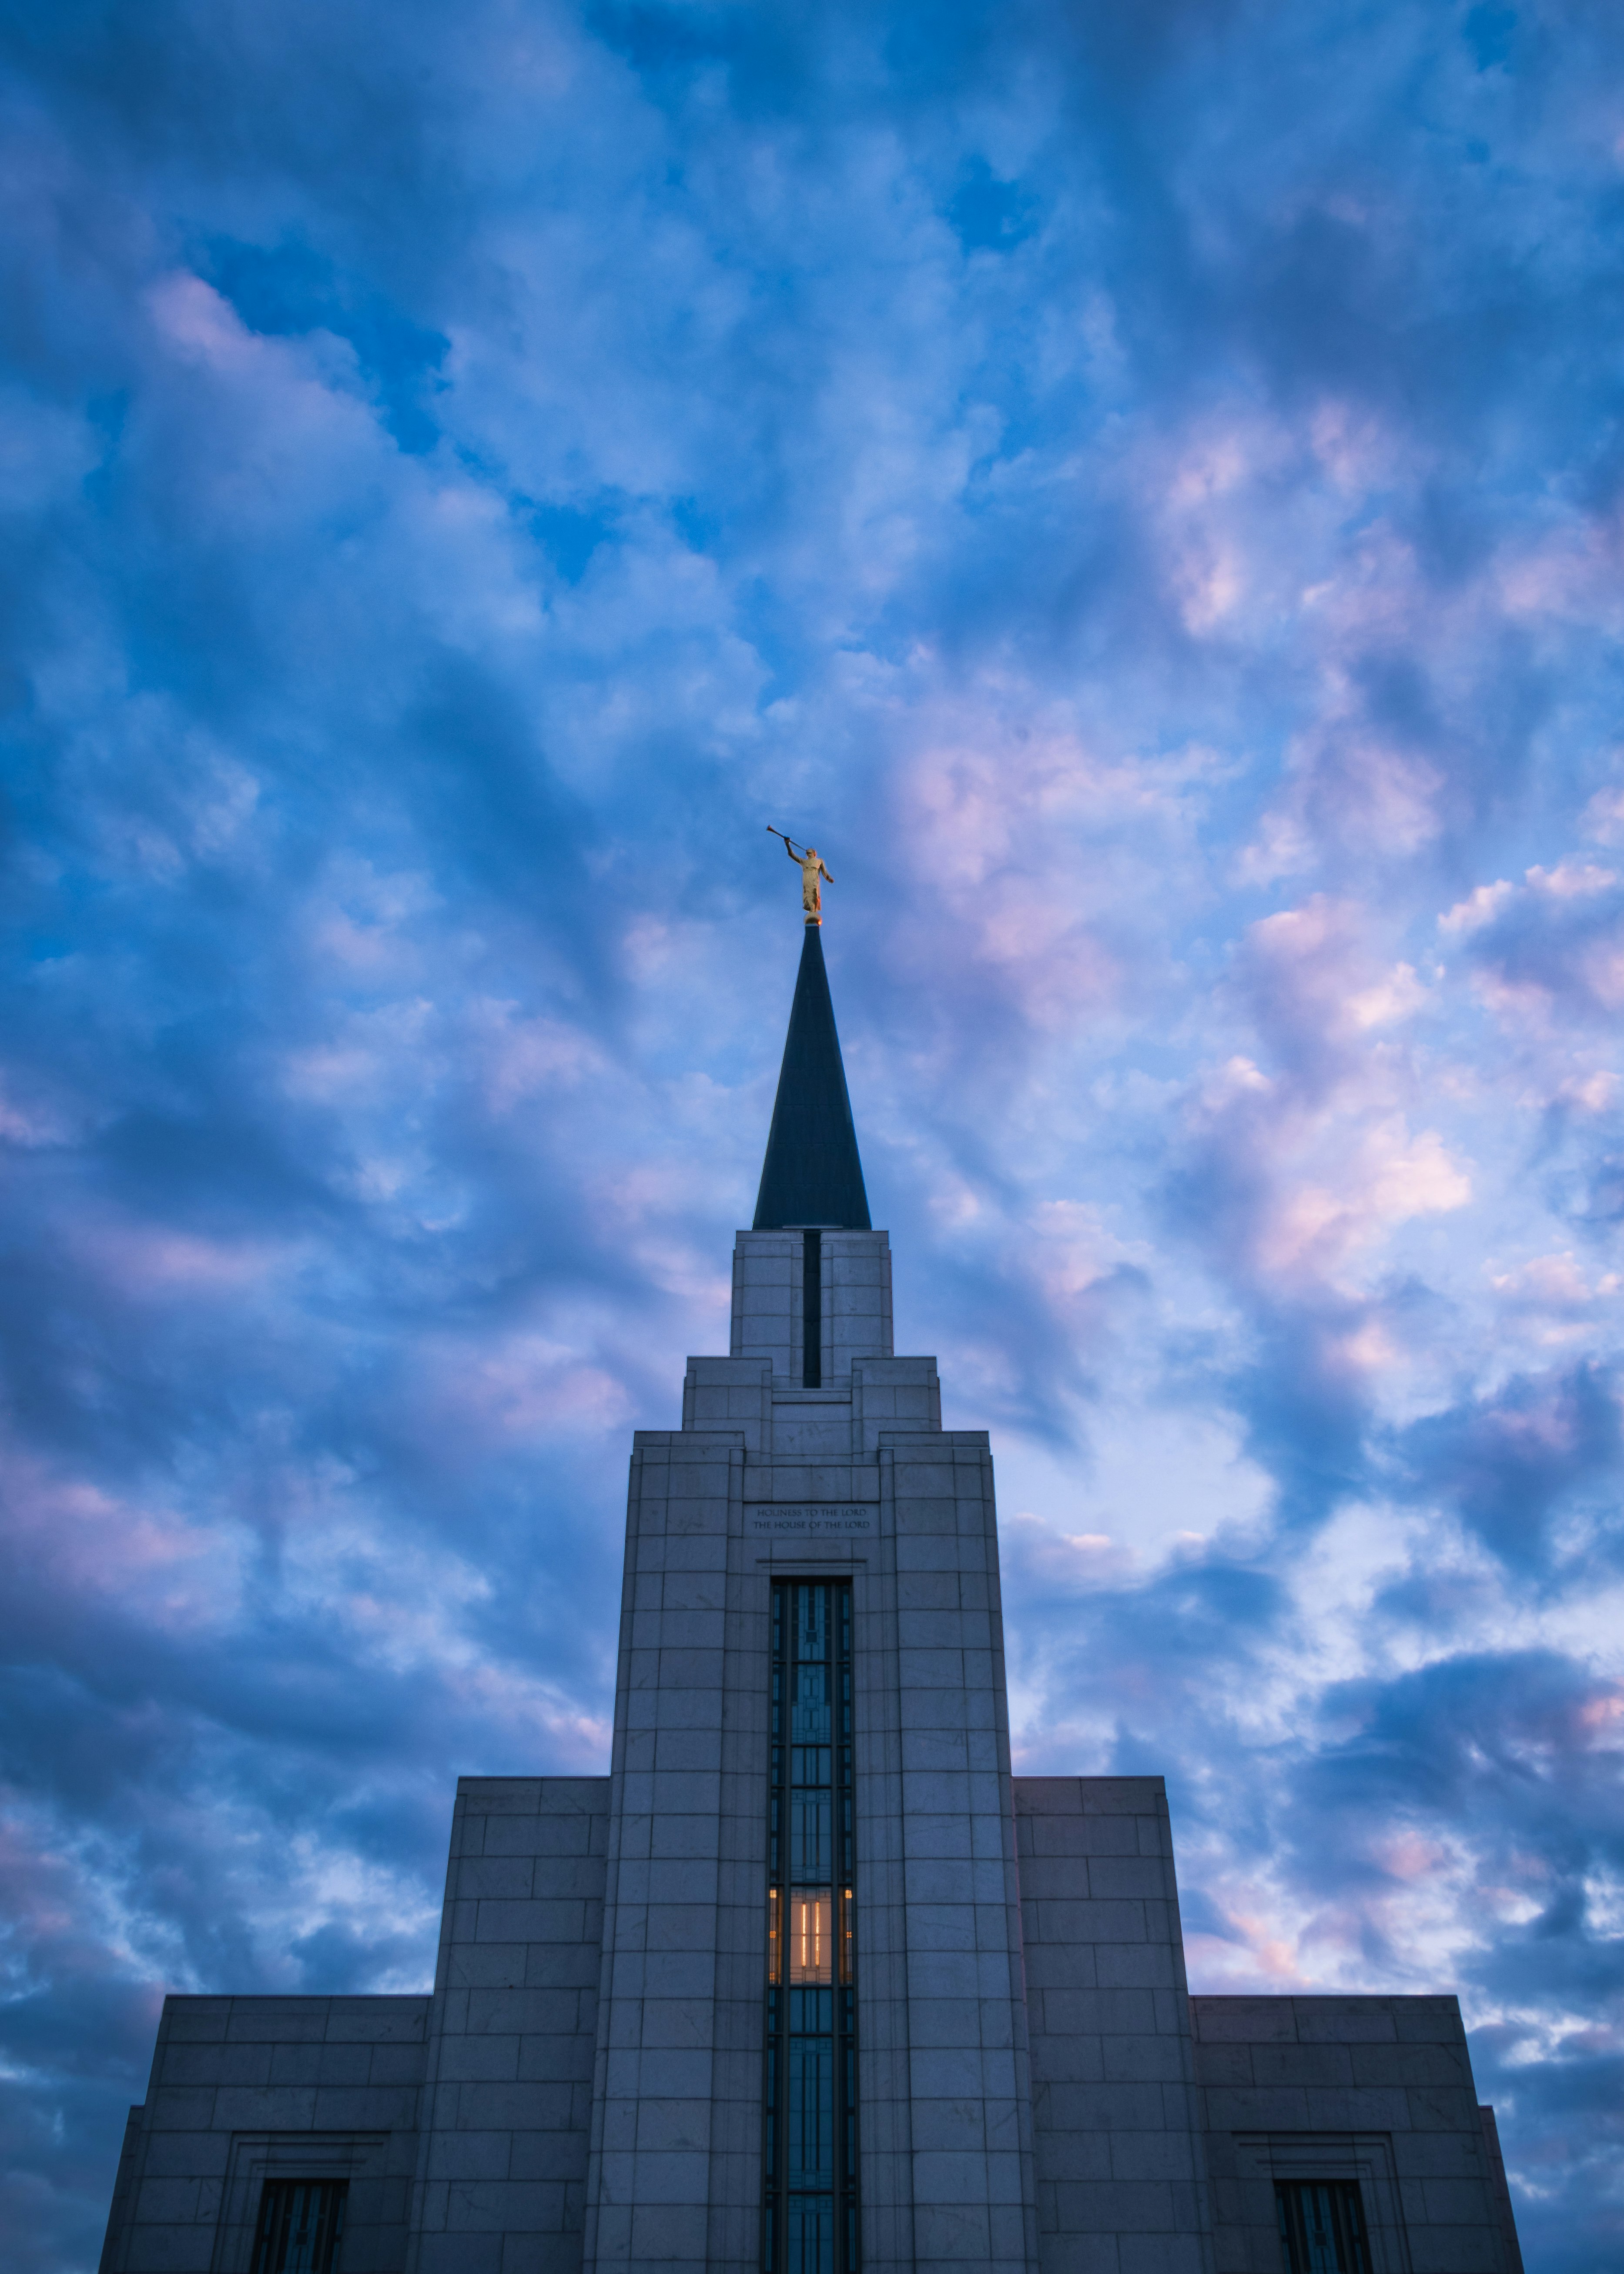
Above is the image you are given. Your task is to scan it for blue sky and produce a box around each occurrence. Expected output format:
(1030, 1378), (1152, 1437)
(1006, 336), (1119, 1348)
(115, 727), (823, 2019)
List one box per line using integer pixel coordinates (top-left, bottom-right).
(3, 0), (1623, 2264)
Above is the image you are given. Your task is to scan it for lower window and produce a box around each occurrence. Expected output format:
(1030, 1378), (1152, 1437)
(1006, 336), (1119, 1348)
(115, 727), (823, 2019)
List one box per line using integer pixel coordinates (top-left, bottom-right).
(1276, 2179), (1372, 2274)
(251, 2177), (348, 2274)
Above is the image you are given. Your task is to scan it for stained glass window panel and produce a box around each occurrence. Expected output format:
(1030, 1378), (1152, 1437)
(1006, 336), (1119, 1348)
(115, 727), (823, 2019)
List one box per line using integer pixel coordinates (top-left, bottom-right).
(792, 1664), (830, 1744)
(787, 2036), (836, 2187)
(787, 2193), (835, 2274)
(791, 1790), (831, 1880)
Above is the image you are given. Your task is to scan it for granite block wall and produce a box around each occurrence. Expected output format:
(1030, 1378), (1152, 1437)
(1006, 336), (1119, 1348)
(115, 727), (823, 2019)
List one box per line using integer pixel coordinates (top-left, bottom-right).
(727, 1228), (894, 1385)
(888, 1434), (1038, 2274)
(98, 1992), (429, 2274)
(824, 1231), (894, 1381)
(730, 1232), (798, 1377)
(1015, 1776), (1212, 2274)
(852, 1358), (941, 1452)
(407, 1775), (609, 2274)
(583, 1434), (746, 2274)
(1191, 1994), (1515, 2274)
(683, 1355), (941, 1461)
(1478, 2105), (1524, 2274)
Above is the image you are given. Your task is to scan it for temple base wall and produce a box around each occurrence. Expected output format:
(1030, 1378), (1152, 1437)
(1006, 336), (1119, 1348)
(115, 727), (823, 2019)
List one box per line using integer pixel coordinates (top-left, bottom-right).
(100, 1778), (1523, 2274)
(97, 1995), (428, 2274)
(1016, 1776), (1212, 2274)
(407, 1776), (609, 2274)
(1192, 1995), (1522, 2274)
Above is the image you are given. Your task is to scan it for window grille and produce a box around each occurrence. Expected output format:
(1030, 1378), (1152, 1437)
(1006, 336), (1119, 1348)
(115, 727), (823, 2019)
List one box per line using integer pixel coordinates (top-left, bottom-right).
(250, 2178), (348, 2274)
(1275, 2178), (1373, 2274)
(765, 1579), (857, 2270)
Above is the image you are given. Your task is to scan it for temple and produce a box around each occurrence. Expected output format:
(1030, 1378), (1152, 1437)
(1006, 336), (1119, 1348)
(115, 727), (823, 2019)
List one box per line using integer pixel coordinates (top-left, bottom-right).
(98, 926), (1524, 2274)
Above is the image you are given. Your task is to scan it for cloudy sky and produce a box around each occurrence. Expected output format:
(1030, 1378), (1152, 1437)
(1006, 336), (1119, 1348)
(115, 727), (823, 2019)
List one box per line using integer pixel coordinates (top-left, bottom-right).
(3, 0), (1623, 2264)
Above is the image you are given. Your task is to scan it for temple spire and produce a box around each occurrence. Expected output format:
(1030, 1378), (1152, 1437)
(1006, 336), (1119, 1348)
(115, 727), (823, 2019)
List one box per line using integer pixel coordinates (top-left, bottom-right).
(752, 924), (872, 1230)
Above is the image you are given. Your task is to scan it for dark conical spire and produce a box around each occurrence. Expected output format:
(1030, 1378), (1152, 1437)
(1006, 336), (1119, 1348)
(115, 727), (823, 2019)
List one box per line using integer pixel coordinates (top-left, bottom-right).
(752, 926), (872, 1230)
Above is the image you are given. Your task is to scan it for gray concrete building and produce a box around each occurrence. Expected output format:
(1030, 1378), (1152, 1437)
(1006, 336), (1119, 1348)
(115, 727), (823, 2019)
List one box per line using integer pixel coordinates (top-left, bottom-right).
(98, 925), (1525, 2274)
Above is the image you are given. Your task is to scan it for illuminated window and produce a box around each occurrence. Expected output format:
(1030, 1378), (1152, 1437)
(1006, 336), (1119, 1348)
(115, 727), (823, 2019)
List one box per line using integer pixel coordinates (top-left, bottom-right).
(250, 2180), (347, 2274)
(1275, 2179), (1373, 2274)
(765, 1580), (857, 2271)
(789, 1891), (832, 1983)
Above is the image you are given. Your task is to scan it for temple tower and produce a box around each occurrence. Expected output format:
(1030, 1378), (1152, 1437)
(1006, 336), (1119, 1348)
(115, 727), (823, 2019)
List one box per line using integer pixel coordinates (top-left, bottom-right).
(96, 915), (1525, 2274)
(581, 920), (1038, 2272)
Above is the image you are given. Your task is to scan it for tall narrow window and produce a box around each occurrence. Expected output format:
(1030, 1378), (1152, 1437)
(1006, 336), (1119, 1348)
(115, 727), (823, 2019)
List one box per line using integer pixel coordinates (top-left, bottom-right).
(802, 1231), (822, 1388)
(251, 2179), (348, 2274)
(766, 1579), (857, 2271)
(1275, 2179), (1373, 2274)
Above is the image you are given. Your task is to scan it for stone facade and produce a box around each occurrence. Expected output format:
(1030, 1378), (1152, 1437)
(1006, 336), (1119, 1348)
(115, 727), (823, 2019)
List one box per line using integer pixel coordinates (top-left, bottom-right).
(1017, 1778), (1209, 2270)
(411, 1778), (608, 2273)
(575, 1227), (1038, 2274)
(1192, 1997), (1524, 2274)
(100, 1994), (426, 2273)
(98, 951), (1525, 2274)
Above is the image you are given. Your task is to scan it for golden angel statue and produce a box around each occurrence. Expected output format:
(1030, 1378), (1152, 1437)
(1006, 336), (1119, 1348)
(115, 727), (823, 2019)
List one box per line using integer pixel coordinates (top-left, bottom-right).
(768, 827), (834, 924)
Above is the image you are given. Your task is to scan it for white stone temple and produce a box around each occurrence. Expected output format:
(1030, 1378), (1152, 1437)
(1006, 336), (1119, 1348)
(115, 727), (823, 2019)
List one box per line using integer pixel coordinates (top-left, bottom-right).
(98, 925), (1524, 2274)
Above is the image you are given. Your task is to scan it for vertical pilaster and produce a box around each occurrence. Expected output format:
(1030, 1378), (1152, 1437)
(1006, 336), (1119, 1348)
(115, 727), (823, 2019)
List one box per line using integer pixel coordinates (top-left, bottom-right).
(584, 1434), (736, 2274)
(854, 1446), (917, 2272)
(887, 1432), (1039, 2271)
(707, 1449), (773, 2269)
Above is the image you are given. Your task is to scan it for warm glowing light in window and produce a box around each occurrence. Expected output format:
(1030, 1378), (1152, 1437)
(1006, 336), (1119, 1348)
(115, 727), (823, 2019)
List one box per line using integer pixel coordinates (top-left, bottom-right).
(789, 1890), (832, 1983)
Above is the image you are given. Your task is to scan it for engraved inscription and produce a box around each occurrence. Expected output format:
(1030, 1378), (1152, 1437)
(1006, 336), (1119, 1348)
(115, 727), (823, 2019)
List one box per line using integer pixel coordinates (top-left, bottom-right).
(748, 1505), (874, 1538)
